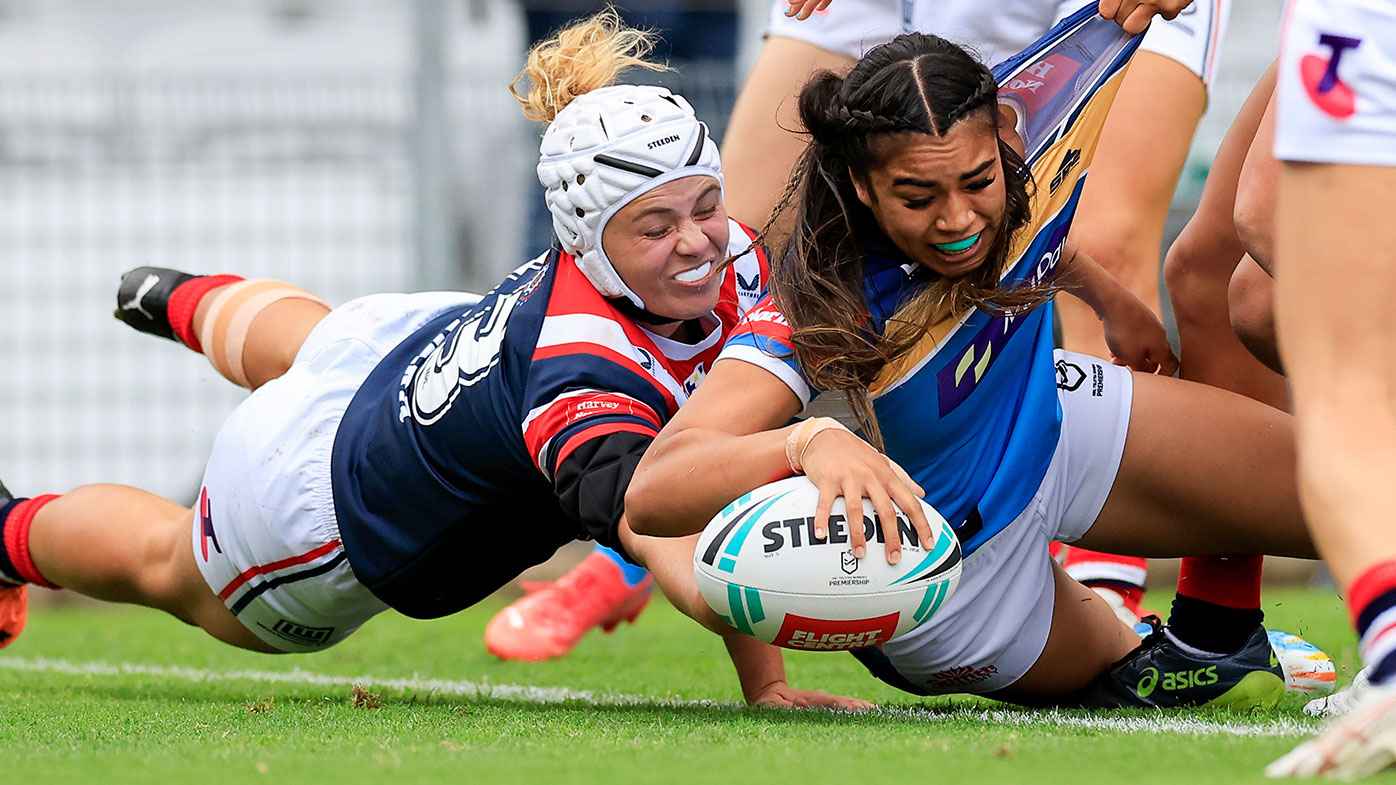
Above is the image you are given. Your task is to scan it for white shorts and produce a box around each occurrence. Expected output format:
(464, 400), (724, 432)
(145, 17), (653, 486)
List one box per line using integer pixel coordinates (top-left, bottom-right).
(193, 291), (479, 652)
(868, 350), (1133, 695)
(765, 0), (1228, 88)
(1275, 0), (1396, 166)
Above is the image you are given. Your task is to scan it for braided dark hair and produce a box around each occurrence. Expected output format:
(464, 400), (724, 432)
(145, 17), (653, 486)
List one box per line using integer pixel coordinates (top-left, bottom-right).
(771, 33), (1039, 450)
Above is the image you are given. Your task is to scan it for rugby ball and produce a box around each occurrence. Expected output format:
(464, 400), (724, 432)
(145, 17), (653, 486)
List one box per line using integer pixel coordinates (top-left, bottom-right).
(694, 476), (962, 651)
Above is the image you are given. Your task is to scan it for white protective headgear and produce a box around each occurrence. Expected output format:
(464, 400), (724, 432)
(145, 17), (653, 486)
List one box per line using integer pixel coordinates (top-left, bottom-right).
(536, 84), (723, 311)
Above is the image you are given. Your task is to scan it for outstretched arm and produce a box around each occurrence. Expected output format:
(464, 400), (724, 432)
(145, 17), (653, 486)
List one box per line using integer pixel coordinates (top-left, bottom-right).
(623, 358), (805, 538)
(626, 357), (931, 562)
(620, 520), (872, 711)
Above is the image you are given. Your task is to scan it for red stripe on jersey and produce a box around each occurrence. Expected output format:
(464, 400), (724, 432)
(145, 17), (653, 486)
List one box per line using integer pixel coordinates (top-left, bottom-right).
(524, 391), (664, 471)
(218, 540), (341, 601)
(533, 342), (680, 412)
(555, 421), (659, 469)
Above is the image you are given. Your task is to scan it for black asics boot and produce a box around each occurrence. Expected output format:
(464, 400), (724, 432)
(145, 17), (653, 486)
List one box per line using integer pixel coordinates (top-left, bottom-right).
(1064, 617), (1289, 709)
(113, 266), (197, 342)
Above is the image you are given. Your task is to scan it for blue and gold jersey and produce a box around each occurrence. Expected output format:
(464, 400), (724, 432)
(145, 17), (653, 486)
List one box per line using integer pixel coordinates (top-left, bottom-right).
(721, 5), (1142, 556)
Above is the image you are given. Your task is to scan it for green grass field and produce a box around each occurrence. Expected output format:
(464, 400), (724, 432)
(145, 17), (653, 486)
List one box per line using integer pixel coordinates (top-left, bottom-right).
(0, 585), (1381, 785)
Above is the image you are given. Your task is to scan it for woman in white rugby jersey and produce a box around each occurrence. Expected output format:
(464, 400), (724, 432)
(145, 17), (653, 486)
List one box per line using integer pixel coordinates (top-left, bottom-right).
(0, 11), (863, 711)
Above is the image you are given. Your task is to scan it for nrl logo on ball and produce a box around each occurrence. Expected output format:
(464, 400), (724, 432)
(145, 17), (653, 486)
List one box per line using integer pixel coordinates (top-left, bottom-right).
(840, 550), (858, 575)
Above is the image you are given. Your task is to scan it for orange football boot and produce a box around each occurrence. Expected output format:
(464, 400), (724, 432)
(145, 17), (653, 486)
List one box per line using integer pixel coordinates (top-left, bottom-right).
(0, 583), (27, 649)
(485, 551), (652, 662)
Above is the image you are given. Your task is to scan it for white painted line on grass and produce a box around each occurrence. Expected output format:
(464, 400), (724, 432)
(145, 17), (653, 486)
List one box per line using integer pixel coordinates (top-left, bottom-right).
(877, 705), (1318, 738)
(0, 656), (1318, 737)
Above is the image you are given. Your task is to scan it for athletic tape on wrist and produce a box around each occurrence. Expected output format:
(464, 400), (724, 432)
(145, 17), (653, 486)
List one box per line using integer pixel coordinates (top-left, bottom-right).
(784, 417), (850, 474)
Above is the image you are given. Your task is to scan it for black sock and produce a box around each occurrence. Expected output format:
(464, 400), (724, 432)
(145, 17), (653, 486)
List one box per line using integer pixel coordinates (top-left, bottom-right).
(1167, 594), (1264, 654)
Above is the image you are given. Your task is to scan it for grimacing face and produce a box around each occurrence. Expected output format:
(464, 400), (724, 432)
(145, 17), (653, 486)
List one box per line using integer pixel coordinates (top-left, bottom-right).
(851, 116), (1008, 279)
(601, 175), (729, 332)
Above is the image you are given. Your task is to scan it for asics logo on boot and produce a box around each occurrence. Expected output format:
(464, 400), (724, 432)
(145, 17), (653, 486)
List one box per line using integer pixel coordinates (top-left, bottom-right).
(120, 273), (160, 320)
(1139, 665), (1221, 697)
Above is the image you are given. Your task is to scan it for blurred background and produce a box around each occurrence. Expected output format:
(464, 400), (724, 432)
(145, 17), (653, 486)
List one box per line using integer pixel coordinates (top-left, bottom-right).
(0, 0), (1285, 572)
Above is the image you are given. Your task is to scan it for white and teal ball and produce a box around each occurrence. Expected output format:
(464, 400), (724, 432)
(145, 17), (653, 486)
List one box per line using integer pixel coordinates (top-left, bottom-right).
(693, 476), (962, 651)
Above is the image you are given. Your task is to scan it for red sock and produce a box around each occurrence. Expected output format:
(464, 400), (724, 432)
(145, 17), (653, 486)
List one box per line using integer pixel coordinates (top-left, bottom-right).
(1347, 561), (1396, 685)
(167, 274), (243, 353)
(1175, 554), (1263, 608)
(0, 495), (62, 589)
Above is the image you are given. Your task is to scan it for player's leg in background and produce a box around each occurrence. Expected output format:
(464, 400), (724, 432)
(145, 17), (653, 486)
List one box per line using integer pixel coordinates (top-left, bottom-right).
(1222, 79), (1286, 372)
(1141, 65), (1294, 672)
(719, 35), (856, 231)
(1061, 371), (1335, 708)
(0, 481), (278, 653)
(1265, 4), (1396, 767)
(1164, 66), (1285, 405)
(1269, 160), (1396, 589)
(115, 268), (330, 390)
(1054, 48), (1212, 619)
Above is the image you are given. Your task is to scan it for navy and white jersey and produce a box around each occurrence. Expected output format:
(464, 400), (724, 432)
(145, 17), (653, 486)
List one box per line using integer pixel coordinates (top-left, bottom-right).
(331, 219), (767, 618)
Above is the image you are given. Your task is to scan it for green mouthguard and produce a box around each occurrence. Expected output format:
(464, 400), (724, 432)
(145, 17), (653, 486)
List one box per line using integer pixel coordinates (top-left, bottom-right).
(933, 233), (980, 253)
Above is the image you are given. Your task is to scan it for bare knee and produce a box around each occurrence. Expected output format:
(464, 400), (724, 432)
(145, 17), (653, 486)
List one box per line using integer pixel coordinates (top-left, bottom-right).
(1227, 258), (1283, 374)
(1233, 194), (1276, 275)
(1164, 226), (1237, 331)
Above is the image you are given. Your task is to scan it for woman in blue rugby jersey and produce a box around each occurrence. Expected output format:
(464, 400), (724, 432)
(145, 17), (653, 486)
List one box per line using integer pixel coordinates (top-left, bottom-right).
(626, 23), (1335, 709)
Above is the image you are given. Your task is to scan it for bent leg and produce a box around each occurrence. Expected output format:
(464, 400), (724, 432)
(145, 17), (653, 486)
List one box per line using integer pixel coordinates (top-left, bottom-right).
(989, 560), (1137, 705)
(1075, 372), (1314, 559)
(192, 281), (330, 390)
(25, 485), (279, 652)
(720, 36), (855, 231)
(1163, 63), (1287, 407)
(116, 269), (330, 390)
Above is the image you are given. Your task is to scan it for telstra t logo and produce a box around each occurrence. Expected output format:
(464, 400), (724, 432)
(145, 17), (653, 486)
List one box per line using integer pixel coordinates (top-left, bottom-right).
(1301, 33), (1362, 119)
